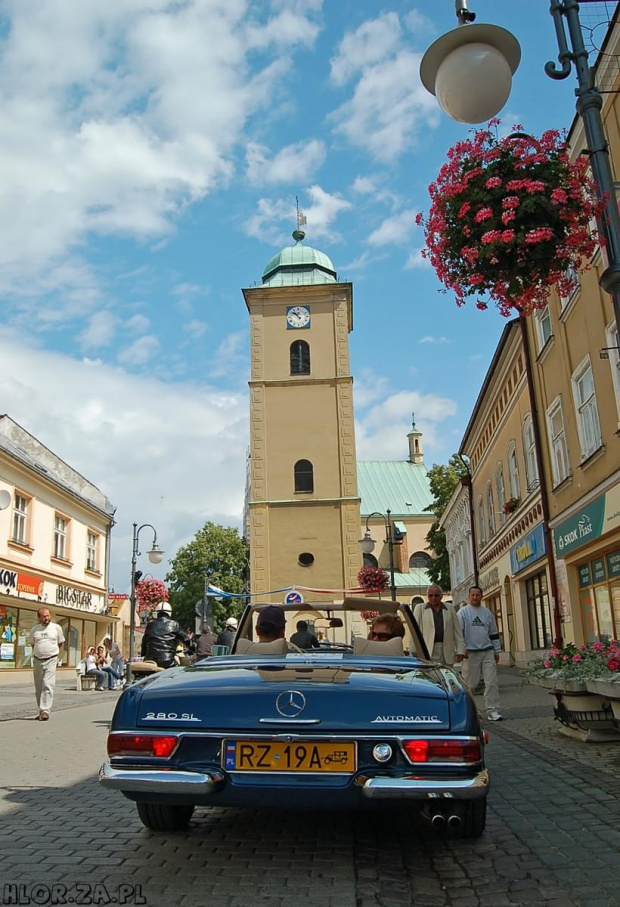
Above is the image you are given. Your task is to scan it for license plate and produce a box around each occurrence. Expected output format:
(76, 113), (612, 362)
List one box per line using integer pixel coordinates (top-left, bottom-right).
(223, 740), (356, 772)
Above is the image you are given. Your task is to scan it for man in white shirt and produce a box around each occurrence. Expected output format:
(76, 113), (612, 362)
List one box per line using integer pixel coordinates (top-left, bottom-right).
(29, 608), (65, 721)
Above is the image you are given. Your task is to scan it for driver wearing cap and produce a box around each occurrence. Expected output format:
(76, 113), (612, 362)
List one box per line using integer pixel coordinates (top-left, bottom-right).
(256, 606), (305, 653)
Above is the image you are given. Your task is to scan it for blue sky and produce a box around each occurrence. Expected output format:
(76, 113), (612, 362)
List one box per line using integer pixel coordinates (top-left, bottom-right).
(0, 0), (600, 590)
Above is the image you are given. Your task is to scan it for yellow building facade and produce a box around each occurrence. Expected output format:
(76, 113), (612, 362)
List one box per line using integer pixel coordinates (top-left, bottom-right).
(243, 233), (361, 604)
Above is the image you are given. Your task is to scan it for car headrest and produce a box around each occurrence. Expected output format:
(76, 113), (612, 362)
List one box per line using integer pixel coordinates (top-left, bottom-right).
(353, 637), (404, 656)
(234, 638), (288, 655)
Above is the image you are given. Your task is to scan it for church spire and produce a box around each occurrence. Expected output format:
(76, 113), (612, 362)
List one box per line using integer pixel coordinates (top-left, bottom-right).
(407, 413), (424, 464)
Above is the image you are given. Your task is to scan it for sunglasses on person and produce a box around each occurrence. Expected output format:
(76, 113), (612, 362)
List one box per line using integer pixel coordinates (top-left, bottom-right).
(371, 630), (393, 641)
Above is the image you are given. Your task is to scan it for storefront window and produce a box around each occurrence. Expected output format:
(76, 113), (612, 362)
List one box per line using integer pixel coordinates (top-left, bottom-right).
(578, 551), (620, 643)
(612, 582), (620, 639)
(526, 571), (553, 649)
(68, 621), (83, 666)
(486, 593), (504, 649)
(580, 588), (599, 644)
(0, 605), (18, 669)
(594, 586), (614, 643)
(16, 609), (37, 668)
(83, 620), (96, 653)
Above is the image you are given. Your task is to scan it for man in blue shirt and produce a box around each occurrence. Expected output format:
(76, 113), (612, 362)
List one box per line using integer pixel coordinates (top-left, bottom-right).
(457, 585), (503, 721)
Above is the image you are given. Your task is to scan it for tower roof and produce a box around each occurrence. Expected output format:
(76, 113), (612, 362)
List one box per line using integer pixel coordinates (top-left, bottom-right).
(262, 231), (337, 287)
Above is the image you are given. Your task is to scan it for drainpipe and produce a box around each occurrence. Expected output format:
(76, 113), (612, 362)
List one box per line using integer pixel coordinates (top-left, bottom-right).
(519, 316), (563, 647)
(457, 457), (479, 587)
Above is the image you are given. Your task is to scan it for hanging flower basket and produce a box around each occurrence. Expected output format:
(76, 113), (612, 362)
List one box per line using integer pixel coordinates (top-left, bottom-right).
(503, 496), (520, 515)
(357, 565), (389, 594)
(360, 610), (380, 622)
(135, 578), (169, 614)
(416, 121), (604, 316)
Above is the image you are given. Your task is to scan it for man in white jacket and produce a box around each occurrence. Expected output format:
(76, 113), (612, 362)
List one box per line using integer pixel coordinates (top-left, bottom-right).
(413, 585), (465, 667)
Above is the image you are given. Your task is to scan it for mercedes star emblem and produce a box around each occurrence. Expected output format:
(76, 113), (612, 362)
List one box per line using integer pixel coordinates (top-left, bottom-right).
(276, 690), (306, 718)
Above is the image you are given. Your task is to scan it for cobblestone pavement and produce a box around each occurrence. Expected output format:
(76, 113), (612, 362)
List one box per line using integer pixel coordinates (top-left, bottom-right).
(1, 669), (619, 907)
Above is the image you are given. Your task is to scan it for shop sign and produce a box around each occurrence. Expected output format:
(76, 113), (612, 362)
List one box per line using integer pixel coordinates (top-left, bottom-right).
(607, 549), (620, 579)
(55, 584), (93, 609)
(0, 642), (15, 660)
(0, 567), (44, 597)
(578, 563), (592, 588)
(108, 593), (127, 600)
(592, 557), (607, 584)
(479, 566), (499, 592)
(510, 523), (546, 575)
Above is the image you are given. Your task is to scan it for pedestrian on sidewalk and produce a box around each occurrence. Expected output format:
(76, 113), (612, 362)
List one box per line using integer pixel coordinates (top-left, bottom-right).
(84, 647), (108, 690)
(413, 584), (466, 667)
(457, 585), (503, 722)
(103, 637), (125, 688)
(29, 607), (65, 721)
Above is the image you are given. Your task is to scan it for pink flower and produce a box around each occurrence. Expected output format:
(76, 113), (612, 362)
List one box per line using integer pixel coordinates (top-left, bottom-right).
(543, 661), (550, 668)
(501, 230), (515, 243)
(502, 196), (520, 209)
(481, 230), (502, 244)
(551, 188), (568, 204)
(572, 654), (582, 663)
(474, 207), (493, 223)
(458, 202), (471, 218)
(563, 655), (570, 661)
(415, 212), (423, 226)
(486, 177), (502, 189)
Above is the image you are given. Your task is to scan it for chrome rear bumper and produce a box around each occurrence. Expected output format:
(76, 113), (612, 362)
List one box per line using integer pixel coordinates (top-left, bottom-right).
(360, 769), (489, 799)
(99, 762), (224, 794)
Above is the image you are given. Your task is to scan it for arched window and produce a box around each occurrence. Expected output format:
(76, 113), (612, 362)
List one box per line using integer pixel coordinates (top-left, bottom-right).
(294, 459), (314, 493)
(508, 441), (520, 500)
(478, 496), (485, 546)
(486, 482), (495, 537)
(363, 553), (378, 568)
(522, 414), (539, 490)
(496, 462), (506, 523)
(290, 340), (310, 375)
(409, 551), (433, 569)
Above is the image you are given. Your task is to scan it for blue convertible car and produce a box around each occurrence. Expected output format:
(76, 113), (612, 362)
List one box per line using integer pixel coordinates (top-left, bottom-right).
(99, 598), (489, 836)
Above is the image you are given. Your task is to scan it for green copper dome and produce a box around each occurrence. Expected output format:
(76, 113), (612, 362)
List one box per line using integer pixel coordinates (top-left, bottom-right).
(262, 231), (337, 287)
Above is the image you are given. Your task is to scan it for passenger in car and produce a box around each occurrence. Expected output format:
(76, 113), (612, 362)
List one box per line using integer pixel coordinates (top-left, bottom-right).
(256, 605), (287, 642)
(369, 614), (405, 642)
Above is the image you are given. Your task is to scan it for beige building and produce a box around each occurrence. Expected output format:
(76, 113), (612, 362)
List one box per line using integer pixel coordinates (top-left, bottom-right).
(458, 320), (558, 667)
(520, 22), (620, 645)
(0, 415), (116, 672)
(440, 478), (476, 608)
(243, 231), (361, 607)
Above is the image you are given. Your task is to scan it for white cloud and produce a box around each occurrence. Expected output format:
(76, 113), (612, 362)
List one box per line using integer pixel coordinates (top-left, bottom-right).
(418, 335), (450, 344)
(351, 176), (375, 194)
(356, 390), (457, 460)
(0, 328), (248, 590)
(209, 330), (248, 380)
(367, 209), (418, 246)
(353, 367), (390, 408)
(246, 139), (326, 185)
(79, 311), (120, 351)
(126, 314), (150, 333)
(330, 13), (401, 86)
(245, 184), (351, 243)
(183, 320), (209, 339)
(403, 10), (435, 37)
(0, 0), (322, 321)
(117, 334), (161, 367)
(404, 248), (431, 270)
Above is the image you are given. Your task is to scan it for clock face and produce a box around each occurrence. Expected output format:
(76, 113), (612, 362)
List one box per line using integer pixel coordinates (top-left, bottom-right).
(286, 305), (311, 329)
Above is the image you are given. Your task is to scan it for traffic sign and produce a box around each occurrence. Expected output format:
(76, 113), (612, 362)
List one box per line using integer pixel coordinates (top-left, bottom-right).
(284, 591), (304, 605)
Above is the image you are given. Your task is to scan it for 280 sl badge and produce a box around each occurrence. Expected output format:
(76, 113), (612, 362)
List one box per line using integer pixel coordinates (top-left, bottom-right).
(371, 715), (441, 723)
(143, 712), (201, 721)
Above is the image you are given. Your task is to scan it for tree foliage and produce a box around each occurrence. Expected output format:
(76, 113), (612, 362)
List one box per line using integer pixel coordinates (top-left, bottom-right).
(424, 455), (469, 590)
(166, 521), (248, 632)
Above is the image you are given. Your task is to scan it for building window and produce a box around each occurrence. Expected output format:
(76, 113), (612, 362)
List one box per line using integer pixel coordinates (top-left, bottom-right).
(546, 397), (570, 486)
(578, 554), (620, 644)
(477, 497), (485, 547)
(572, 357), (602, 461)
(290, 340), (310, 375)
(363, 553), (378, 568)
(53, 514), (68, 560)
(559, 265), (580, 312)
(294, 459), (314, 493)
(12, 494), (29, 544)
(526, 571), (553, 649)
(535, 306), (552, 352)
(486, 483), (495, 538)
(605, 322), (620, 420)
(409, 551), (433, 569)
(522, 414), (539, 491)
(508, 442), (520, 500)
(86, 531), (98, 572)
(496, 463), (506, 524)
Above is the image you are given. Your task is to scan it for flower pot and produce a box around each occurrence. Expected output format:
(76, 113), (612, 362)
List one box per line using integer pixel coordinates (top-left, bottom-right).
(530, 676), (587, 693)
(585, 679), (620, 699)
(553, 689), (618, 741)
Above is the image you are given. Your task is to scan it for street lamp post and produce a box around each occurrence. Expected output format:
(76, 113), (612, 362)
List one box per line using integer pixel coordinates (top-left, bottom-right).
(358, 509), (399, 602)
(420, 0), (620, 334)
(127, 522), (164, 683)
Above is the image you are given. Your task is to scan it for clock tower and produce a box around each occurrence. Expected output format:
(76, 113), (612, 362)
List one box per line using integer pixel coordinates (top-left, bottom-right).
(243, 231), (361, 601)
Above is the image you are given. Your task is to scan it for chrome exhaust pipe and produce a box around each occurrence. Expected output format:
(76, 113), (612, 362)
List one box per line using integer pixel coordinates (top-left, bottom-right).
(431, 814), (446, 830)
(447, 814), (462, 830)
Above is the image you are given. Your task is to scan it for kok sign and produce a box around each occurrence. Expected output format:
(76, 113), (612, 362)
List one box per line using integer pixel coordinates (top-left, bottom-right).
(284, 591), (304, 605)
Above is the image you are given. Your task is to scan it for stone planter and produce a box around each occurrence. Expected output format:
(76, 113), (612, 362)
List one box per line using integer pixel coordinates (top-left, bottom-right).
(530, 676), (587, 693)
(585, 678), (620, 698)
(553, 689), (619, 742)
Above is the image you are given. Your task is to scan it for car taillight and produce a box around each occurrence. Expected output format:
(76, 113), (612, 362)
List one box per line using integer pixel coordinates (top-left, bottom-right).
(107, 734), (179, 758)
(402, 738), (481, 764)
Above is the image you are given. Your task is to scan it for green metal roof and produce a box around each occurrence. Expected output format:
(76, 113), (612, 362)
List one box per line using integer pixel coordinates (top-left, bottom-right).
(357, 461), (433, 517)
(262, 232), (337, 287)
(393, 568), (432, 589)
